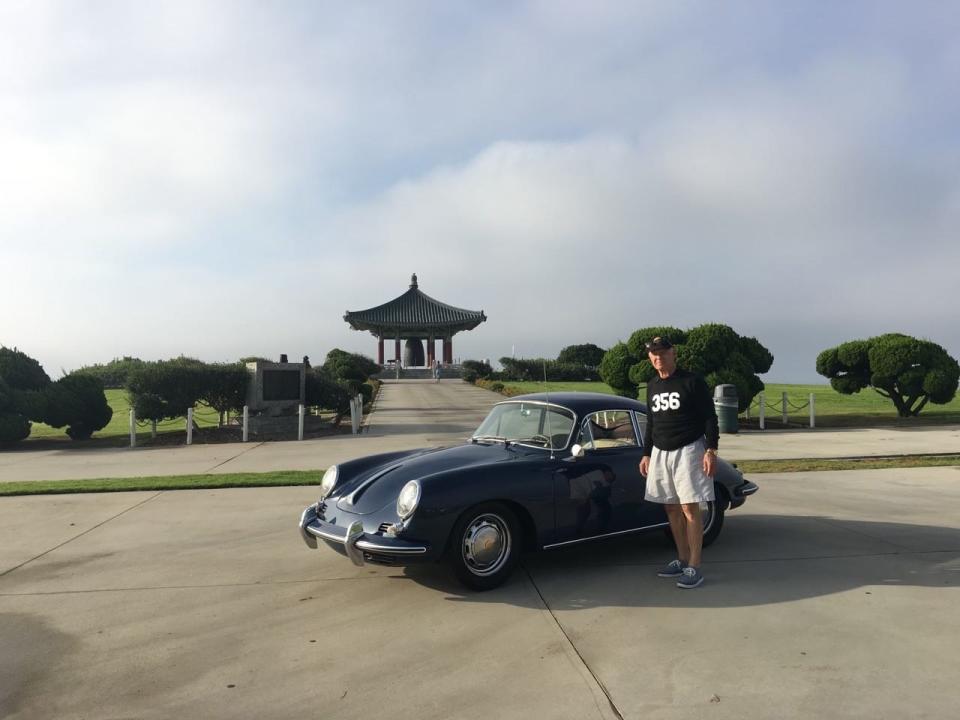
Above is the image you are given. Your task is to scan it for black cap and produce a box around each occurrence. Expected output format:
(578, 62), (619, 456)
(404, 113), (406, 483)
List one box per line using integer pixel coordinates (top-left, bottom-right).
(645, 336), (674, 352)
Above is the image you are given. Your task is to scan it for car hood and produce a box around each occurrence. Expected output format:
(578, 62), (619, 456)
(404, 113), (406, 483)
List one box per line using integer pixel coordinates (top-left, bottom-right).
(333, 442), (522, 515)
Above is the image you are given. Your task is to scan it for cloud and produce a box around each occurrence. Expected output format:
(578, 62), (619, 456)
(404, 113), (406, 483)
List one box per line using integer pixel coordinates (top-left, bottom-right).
(2, 2), (959, 383)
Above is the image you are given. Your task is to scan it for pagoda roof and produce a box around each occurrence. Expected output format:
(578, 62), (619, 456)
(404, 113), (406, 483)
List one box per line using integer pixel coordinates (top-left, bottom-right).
(344, 274), (487, 335)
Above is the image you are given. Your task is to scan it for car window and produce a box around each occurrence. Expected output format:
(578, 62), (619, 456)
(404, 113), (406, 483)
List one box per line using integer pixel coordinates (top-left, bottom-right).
(633, 411), (648, 446)
(577, 410), (639, 450)
(474, 402), (575, 449)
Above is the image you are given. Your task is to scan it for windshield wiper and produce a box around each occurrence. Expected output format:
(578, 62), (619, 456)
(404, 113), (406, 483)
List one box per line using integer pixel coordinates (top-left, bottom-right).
(515, 437), (550, 447)
(472, 435), (511, 445)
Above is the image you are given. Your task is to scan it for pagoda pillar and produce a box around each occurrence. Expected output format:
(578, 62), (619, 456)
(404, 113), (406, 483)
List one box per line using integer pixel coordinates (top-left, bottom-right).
(443, 337), (452, 364)
(395, 337), (401, 366)
(377, 336), (384, 365)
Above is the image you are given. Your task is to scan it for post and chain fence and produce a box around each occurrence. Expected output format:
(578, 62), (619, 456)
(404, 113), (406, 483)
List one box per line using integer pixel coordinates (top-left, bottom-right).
(742, 391), (816, 429)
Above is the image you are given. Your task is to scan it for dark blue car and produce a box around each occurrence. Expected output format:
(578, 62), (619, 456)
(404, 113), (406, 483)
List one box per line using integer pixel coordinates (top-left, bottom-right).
(299, 392), (758, 590)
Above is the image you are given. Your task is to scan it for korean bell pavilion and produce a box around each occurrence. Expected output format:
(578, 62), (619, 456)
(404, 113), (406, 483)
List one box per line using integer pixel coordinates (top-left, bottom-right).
(344, 274), (487, 368)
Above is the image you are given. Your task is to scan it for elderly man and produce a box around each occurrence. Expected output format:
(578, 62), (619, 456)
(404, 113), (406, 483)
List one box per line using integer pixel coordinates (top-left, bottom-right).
(638, 336), (719, 589)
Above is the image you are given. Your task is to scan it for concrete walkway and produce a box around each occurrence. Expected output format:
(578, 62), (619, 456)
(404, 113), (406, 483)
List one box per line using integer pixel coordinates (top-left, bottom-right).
(1, 380), (959, 482)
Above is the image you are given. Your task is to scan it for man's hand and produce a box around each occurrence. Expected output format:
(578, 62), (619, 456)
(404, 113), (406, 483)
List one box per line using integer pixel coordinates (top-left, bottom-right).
(639, 456), (650, 477)
(703, 450), (717, 477)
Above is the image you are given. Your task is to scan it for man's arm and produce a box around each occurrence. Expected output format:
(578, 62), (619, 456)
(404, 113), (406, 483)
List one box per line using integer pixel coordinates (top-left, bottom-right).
(698, 376), (719, 451)
(642, 383), (654, 457)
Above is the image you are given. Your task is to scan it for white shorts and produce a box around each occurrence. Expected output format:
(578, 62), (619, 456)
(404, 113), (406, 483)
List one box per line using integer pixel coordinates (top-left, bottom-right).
(645, 438), (715, 504)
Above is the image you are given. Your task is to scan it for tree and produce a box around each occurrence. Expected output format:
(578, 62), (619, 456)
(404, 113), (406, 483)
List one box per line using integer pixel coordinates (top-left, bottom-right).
(0, 376), (31, 443)
(322, 349), (379, 391)
(202, 363), (250, 426)
(42, 373), (113, 440)
(0, 347), (51, 443)
(557, 344), (606, 367)
(461, 359), (493, 383)
(74, 357), (147, 388)
(305, 368), (351, 417)
(816, 333), (959, 417)
(126, 359), (206, 425)
(600, 323), (773, 409)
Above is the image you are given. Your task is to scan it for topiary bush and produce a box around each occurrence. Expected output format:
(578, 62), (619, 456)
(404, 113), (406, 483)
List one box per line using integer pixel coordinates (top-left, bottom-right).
(43, 373), (113, 440)
(557, 344), (606, 367)
(817, 333), (959, 417)
(305, 368), (351, 415)
(202, 363), (249, 426)
(74, 357), (147, 389)
(601, 324), (772, 409)
(126, 358), (207, 425)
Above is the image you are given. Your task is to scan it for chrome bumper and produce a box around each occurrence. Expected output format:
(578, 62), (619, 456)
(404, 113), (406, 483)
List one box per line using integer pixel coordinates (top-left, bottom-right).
(299, 503), (429, 567)
(735, 481), (759, 497)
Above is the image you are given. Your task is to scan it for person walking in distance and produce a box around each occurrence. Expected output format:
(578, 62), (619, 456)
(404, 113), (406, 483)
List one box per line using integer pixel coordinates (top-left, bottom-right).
(638, 337), (719, 589)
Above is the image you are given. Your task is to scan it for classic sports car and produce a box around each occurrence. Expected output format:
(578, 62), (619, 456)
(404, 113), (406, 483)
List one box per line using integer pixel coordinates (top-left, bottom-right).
(299, 392), (758, 590)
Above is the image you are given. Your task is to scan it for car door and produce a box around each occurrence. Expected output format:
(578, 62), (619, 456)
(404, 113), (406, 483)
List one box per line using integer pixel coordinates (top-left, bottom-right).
(552, 409), (664, 545)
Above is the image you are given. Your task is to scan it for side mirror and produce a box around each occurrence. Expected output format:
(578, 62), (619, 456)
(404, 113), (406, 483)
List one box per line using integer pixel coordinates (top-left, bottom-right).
(570, 444), (585, 459)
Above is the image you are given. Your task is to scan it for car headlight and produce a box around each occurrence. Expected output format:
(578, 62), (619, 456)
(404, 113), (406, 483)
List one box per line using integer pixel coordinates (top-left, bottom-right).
(396, 480), (421, 519)
(319, 465), (338, 500)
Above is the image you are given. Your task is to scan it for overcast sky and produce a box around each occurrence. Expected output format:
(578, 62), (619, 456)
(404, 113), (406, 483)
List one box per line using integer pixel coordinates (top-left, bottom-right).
(2, 1), (958, 384)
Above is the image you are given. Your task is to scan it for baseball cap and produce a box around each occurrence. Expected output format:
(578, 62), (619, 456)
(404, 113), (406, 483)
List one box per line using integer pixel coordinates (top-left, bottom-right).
(645, 336), (674, 352)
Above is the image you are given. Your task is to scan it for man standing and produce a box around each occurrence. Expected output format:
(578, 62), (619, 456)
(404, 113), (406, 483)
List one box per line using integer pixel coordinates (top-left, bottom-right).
(638, 337), (719, 589)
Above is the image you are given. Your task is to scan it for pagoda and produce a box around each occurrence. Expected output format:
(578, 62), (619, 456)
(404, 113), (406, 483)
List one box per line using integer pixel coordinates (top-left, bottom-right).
(344, 274), (487, 367)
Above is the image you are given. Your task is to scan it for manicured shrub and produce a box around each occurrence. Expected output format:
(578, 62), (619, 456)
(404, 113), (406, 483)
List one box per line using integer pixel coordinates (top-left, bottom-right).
(305, 368), (351, 414)
(202, 363), (249, 426)
(323, 349), (379, 385)
(498, 358), (591, 382)
(0, 347), (51, 391)
(817, 333), (959, 417)
(557, 344), (606, 367)
(43, 373), (113, 440)
(74, 357), (147, 388)
(602, 324), (772, 409)
(0, 412), (30, 443)
(126, 358), (206, 424)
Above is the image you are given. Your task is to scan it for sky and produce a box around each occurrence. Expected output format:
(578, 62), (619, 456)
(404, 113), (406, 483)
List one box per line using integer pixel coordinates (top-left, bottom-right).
(2, 1), (958, 384)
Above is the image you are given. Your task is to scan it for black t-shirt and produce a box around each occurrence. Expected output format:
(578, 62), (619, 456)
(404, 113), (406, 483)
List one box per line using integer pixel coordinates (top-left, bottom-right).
(641, 369), (719, 455)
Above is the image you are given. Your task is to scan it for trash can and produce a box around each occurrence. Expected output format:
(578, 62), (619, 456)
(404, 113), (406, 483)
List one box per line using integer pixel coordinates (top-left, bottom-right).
(714, 384), (739, 434)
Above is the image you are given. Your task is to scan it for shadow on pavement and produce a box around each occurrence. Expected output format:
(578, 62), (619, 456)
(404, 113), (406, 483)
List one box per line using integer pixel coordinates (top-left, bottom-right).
(400, 514), (960, 609)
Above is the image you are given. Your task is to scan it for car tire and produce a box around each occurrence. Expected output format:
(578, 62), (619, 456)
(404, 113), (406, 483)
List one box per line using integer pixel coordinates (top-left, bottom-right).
(448, 502), (521, 591)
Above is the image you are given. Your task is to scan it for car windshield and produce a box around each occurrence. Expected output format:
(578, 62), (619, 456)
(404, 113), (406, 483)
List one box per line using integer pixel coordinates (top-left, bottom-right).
(473, 402), (575, 449)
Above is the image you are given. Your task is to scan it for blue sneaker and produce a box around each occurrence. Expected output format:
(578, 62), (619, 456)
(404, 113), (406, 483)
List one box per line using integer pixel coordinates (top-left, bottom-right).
(677, 566), (704, 589)
(657, 559), (686, 578)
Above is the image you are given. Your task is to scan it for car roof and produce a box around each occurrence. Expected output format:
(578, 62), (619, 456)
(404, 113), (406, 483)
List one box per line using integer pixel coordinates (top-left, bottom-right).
(498, 392), (647, 415)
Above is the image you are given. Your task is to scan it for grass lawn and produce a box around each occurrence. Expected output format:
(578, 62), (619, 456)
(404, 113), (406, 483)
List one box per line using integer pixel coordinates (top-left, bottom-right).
(26, 388), (224, 443)
(0, 470), (324, 496)
(24, 389), (342, 444)
(496, 380), (960, 427)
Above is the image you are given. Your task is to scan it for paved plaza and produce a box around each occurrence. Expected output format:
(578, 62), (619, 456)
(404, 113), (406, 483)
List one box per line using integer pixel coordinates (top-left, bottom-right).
(1, 380), (959, 718)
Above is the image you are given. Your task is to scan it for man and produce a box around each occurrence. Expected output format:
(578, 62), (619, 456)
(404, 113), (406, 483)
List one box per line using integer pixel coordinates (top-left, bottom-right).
(638, 336), (719, 589)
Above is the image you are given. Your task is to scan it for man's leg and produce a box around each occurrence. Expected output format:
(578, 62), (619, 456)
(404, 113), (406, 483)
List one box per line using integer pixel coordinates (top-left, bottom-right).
(665, 503), (689, 564)
(681, 502), (703, 568)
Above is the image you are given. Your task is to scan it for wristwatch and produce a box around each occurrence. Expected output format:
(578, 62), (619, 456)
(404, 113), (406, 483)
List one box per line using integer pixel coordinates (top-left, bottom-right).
(705, 448), (718, 456)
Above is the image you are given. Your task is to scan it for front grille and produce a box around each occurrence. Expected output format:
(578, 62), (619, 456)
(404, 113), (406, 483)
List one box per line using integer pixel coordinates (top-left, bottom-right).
(378, 523), (392, 534)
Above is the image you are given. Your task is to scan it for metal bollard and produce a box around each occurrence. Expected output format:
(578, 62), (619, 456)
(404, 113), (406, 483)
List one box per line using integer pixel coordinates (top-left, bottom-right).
(186, 407), (193, 445)
(782, 392), (788, 426)
(759, 392), (765, 430)
(129, 409), (136, 448)
(809, 393), (816, 429)
(242, 406), (249, 442)
(298, 404), (305, 441)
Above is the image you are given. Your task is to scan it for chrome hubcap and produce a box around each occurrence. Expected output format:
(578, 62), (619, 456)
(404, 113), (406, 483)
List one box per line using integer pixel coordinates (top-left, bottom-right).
(462, 513), (511, 576)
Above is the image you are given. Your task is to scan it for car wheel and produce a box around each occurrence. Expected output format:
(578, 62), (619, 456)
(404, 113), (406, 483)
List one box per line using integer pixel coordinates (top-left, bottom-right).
(448, 502), (520, 591)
